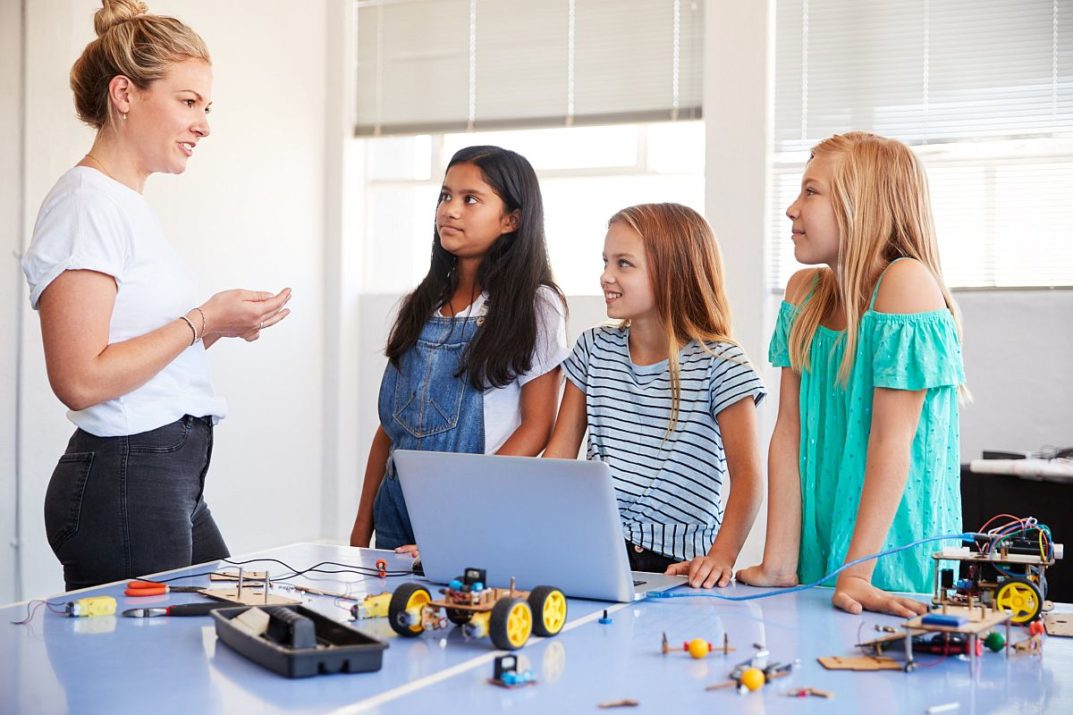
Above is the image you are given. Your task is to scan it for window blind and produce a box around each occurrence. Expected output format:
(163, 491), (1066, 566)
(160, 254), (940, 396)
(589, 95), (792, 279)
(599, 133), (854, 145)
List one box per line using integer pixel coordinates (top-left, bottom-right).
(355, 0), (704, 136)
(769, 0), (1073, 289)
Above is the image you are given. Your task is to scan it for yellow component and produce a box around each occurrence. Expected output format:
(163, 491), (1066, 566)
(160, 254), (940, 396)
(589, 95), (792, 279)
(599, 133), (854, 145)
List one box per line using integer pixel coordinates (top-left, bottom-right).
(67, 596), (117, 618)
(357, 592), (391, 619)
(541, 590), (567, 634)
(687, 638), (710, 659)
(468, 611), (491, 639)
(995, 581), (1041, 624)
(739, 667), (765, 692)
(404, 588), (431, 634)
(505, 601), (532, 648)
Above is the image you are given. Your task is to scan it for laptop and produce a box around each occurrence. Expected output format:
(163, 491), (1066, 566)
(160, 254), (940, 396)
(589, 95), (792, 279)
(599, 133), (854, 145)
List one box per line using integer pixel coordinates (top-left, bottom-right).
(393, 449), (687, 602)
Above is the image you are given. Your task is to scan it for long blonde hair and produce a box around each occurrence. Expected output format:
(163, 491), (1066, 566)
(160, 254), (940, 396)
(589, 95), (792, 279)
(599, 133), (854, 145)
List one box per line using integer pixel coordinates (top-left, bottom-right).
(788, 132), (962, 381)
(609, 203), (738, 431)
(70, 0), (210, 130)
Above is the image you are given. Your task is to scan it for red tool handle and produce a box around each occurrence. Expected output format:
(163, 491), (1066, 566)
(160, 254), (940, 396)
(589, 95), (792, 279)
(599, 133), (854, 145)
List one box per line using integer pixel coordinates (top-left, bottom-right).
(125, 584), (167, 596)
(125, 584), (168, 597)
(127, 580), (163, 588)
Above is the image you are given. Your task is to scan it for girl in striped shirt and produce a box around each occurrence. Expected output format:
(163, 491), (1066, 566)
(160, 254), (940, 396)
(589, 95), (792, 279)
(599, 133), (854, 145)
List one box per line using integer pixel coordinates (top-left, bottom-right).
(544, 203), (766, 588)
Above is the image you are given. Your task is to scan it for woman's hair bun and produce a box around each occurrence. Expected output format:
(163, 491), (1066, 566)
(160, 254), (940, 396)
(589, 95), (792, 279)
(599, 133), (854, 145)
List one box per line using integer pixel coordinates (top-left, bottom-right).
(93, 0), (149, 37)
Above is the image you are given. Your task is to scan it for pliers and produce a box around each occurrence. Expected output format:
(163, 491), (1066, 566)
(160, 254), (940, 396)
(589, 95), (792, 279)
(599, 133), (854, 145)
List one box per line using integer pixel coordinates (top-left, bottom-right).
(123, 602), (226, 618)
(124, 580), (205, 597)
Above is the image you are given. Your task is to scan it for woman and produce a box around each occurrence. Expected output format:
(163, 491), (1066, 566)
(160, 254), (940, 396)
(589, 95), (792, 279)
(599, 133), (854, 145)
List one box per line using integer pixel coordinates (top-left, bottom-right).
(21, 0), (291, 589)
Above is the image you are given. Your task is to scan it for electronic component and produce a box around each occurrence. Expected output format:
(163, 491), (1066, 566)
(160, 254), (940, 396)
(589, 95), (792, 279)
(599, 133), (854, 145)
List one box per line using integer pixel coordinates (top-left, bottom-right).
(65, 596), (116, 618)
(921, 613), (967, 627)
(350, 592), (391, 620)
(489, 654), (536, 688)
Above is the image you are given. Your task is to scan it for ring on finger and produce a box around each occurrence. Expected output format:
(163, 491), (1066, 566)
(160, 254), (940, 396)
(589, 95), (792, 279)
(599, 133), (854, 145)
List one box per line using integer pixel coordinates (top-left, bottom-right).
(259, 321), (264, 330)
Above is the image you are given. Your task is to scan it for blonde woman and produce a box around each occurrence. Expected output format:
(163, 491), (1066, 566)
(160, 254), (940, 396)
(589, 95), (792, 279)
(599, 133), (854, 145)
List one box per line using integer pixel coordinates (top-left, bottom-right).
(737, 132), (966, 616)
(545, 203), (765, 589)
(21, 0), (291, 589)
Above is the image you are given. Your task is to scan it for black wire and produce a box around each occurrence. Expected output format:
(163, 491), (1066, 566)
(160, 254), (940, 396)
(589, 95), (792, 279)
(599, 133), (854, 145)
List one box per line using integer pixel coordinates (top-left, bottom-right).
(223, 557), (412, 581)
(128, 558), (410, 588)
(130, 569), (222, 585)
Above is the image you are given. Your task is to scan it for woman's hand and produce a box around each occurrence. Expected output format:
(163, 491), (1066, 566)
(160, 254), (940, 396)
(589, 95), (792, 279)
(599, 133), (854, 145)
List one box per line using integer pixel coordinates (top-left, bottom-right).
(666, 552), (736, 588)
(394, 545), (420, 559)
(200, 287), (292, 340)
(832, 573), (927, 617)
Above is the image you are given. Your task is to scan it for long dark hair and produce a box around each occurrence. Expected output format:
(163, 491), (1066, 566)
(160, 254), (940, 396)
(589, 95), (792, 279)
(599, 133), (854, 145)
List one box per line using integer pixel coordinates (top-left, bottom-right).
(385, 145), (564, 389)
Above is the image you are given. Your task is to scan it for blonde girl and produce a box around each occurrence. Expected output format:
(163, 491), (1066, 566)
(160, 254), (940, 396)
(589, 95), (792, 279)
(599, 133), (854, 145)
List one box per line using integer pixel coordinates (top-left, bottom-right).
(738, 132), (966, 617)
(545, 203), (765, 589)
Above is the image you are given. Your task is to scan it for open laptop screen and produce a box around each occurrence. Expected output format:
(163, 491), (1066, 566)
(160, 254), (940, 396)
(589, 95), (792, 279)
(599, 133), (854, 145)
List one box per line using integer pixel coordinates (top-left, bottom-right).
(393, 450), (651, 602)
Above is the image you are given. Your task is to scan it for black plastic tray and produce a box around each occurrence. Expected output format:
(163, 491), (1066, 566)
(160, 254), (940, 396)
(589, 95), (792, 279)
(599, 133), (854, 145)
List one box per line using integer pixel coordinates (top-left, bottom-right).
(211, 605), (388, 678)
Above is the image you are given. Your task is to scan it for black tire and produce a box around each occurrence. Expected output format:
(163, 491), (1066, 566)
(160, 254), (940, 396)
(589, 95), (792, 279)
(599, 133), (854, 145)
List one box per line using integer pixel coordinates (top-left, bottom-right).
(528, 586), (567, 637)
(388, 583), (431, 637)
(489, 597), (532, 651)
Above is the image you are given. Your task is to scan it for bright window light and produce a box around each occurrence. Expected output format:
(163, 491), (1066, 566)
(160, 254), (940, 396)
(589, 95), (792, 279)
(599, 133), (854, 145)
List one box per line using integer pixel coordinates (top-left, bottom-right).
(356, 121), (705, 296)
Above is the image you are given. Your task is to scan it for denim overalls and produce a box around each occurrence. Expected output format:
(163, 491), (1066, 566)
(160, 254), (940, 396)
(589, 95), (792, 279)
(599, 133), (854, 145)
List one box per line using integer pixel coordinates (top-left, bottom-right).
(373, 314), (485, 548)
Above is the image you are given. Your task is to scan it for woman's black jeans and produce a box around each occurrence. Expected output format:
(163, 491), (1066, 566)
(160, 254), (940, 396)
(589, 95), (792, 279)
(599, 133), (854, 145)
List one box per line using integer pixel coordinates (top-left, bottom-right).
(44, 414), (230, 590)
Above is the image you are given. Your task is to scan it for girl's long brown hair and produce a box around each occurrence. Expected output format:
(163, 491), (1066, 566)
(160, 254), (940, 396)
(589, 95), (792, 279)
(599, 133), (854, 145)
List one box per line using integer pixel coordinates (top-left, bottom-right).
(609, 203), (739, 431)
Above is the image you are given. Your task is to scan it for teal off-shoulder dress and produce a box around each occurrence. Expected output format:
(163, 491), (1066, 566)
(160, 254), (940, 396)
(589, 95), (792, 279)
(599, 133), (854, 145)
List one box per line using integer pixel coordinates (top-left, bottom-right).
(769, 265), (966, 594)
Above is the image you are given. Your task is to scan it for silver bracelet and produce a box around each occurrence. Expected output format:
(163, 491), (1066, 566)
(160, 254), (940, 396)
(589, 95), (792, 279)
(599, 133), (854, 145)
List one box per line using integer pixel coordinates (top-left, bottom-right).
(191, 306), (206, 341)
(178, 315), (198, 346)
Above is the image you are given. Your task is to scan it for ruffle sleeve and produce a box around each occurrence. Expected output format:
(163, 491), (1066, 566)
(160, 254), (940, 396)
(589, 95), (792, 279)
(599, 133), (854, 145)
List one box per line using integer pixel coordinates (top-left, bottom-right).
(866, 310), (965, 390)
(768, 301), (796, 368)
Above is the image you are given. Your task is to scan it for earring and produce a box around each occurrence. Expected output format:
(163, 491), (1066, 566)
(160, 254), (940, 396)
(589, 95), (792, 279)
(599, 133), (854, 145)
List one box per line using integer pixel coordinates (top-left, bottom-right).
(121, 113), (127, 120)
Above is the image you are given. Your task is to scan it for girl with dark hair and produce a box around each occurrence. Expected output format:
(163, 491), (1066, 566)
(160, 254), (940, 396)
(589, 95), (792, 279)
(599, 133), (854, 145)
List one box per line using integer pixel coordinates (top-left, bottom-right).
(349, 146), (568, 551)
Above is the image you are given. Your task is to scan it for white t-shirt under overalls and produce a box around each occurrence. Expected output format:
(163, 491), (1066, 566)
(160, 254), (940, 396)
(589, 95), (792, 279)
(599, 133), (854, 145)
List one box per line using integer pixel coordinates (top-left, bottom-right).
(436, 286), (570, 452)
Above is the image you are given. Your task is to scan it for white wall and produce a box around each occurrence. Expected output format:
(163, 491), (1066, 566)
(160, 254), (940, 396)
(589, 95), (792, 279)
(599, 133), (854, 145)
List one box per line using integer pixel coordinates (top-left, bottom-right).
(1, 0), (26, 603)
(703, 0), (774, 569)
(954, 290), (1073, 458)
(9, 0), (334, 598)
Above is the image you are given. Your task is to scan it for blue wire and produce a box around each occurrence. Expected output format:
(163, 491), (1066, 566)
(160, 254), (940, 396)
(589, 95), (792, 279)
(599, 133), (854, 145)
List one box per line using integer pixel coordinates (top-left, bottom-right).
(646, 532), (977, 602)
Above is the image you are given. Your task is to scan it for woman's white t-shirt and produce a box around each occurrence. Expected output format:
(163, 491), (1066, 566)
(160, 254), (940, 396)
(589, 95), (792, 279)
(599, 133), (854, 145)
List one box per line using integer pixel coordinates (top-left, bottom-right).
(21, 167), (227, 437)
(435, 286), (569, 453)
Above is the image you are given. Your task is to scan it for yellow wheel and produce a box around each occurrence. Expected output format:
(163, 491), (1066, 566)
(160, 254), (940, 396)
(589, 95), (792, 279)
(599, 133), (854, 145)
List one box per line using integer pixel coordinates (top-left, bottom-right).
(528, 586), (567, 637)
(388, 583), (431, 637)
(490, 598), (532, 650)
(995, 579), (1042, 624)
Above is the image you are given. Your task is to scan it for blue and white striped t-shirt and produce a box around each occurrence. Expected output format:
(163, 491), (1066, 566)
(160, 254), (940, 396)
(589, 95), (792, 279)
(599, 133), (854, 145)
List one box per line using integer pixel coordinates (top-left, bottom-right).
(562, 326), (767, 562)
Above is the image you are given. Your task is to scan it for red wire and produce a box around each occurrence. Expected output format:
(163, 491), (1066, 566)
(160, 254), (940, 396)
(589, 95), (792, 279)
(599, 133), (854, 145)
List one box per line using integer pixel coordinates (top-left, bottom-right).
(977, 514), (1025, 533)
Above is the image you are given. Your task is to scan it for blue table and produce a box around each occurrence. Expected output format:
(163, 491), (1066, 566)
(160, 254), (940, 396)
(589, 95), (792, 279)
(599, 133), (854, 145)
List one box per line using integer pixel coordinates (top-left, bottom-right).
(2, 543), (1070, 714)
